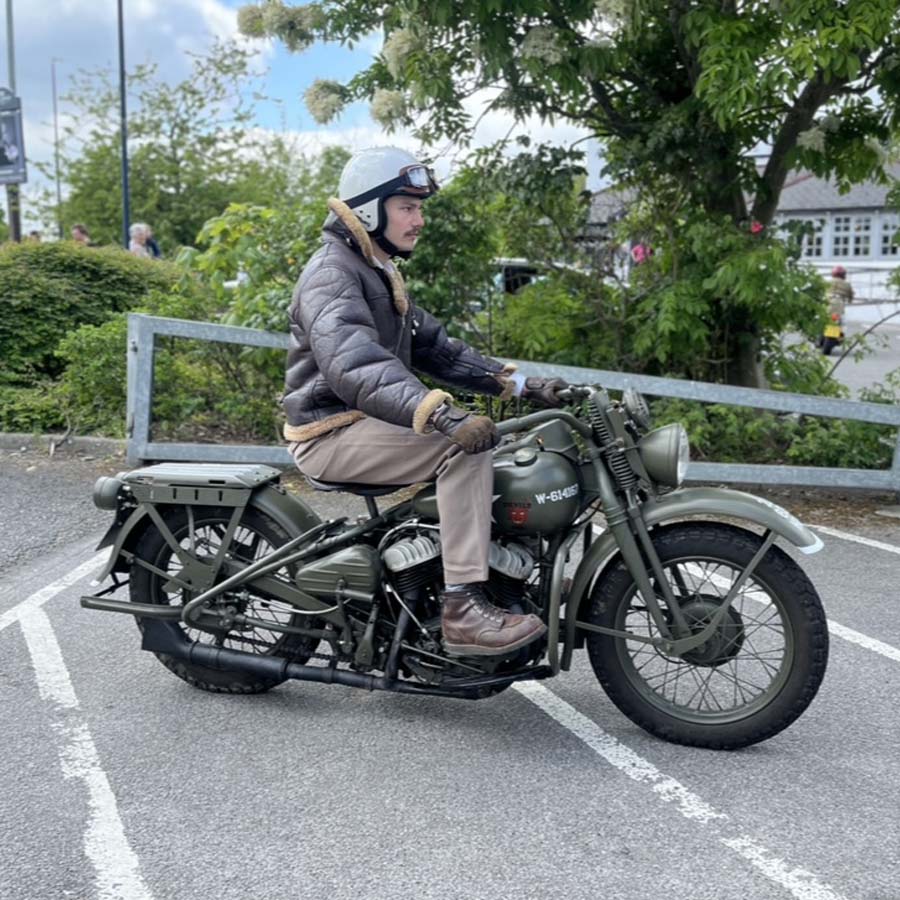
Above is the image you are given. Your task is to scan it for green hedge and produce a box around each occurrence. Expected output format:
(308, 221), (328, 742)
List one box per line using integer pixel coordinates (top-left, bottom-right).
(0, 241), (178, 384)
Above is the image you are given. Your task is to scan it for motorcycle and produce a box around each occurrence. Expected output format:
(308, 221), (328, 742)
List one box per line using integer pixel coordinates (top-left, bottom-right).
(82, 385), (829, 750)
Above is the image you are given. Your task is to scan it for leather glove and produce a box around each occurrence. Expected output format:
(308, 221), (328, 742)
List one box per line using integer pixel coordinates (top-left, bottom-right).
(522, 377), (568, 408)
(430, 403), (500, 454)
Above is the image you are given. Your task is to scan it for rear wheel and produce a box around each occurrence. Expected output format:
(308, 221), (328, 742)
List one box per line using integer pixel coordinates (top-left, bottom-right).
(130, 505), (319, 693)
(586, 523), (828, 749)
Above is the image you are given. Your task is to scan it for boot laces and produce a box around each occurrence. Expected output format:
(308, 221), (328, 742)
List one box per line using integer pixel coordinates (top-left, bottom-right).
(472, 591), (505, 625)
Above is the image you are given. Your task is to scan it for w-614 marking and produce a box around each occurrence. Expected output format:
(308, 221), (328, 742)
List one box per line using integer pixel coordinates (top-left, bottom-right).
(534, 483), (579, 504)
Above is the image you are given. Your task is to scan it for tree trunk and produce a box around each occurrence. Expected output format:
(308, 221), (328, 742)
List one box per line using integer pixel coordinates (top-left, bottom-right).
(725, 329), (765, 388)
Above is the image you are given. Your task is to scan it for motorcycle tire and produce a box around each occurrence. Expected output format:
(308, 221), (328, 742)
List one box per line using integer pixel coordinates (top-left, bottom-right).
(586, 522), (828, 750)
(130, 505), (319, 694)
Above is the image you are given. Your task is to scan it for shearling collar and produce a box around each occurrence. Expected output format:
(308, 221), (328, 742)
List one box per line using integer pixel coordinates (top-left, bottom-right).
(326, 198), (409, 316)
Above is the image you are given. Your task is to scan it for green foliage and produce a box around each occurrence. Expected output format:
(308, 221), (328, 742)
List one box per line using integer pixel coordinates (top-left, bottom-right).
(618, 195), (826, 384)
(37, 41), (306, 253)
(0, 383), (66, 433)
(22, 150), (351, 440)
(245, 0), (900, 385)
(0, 240), (176, 384)
(53, 316), (130, 436)
(652, 367), (900, 471)
(404, 167), (500, 341)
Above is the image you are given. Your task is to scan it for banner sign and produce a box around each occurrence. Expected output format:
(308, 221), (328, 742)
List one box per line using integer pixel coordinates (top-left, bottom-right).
(0, 90), (27, 186)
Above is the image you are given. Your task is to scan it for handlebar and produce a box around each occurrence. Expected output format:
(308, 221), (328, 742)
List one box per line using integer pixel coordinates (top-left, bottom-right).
(496, 407), (594, 440)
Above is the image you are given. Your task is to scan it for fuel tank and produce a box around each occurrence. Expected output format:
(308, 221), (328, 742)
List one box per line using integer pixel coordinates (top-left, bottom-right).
(413, 447), (582, 536)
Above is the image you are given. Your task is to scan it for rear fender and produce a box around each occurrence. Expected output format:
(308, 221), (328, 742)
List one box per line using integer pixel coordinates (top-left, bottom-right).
(560, 486), (823, 670)
(95, 482), (322, 582)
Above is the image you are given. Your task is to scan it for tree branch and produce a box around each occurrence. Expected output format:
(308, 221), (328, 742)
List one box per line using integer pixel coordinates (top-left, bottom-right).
(751, 68), (850, 224)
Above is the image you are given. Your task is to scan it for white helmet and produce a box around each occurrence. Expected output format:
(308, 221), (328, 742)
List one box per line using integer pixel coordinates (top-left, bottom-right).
(334, 146), (439, 234)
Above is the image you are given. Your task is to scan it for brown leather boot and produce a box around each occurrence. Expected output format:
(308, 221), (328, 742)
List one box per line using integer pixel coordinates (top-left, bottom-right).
(440, 584), (547, 657)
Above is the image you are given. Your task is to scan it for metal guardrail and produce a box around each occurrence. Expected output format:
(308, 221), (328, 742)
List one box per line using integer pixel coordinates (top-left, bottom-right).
(127, 313), (900, 492)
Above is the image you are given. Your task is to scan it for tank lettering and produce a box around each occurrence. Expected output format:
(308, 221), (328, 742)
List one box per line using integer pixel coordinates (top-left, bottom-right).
(534, 483), (578, 505)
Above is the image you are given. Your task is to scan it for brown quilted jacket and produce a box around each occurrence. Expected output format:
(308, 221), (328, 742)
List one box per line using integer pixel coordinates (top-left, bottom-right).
(282, 200), (514, 442)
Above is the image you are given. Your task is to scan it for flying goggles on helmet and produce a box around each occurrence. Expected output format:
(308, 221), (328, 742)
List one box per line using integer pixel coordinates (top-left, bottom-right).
(343, 164), (439, 209)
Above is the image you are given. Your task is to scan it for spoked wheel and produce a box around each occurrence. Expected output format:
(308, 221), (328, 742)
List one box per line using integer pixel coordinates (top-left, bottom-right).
(130, 505), (320, 693)
(586, 523), (828, 749)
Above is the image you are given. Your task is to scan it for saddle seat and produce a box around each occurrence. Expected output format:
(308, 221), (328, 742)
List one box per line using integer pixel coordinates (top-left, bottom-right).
(305, 476), (409, 497)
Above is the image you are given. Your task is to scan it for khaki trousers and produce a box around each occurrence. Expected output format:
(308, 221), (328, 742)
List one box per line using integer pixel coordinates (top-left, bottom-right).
(289, 417), (493, 584)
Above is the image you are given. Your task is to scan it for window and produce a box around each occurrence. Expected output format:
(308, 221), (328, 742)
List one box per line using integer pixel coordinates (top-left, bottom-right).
(852, 216), (871, 256)
(801, 218), (824, 257)
(881, 215), (900, 256)
(832, 216), (851, 256)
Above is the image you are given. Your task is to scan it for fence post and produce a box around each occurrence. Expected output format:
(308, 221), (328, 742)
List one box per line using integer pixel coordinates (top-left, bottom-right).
(126, 314), (155, 465)
(892, 427), (900, 502)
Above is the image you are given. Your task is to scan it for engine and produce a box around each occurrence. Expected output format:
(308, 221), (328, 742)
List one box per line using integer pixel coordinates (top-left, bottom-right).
(381, 528), (535, 608)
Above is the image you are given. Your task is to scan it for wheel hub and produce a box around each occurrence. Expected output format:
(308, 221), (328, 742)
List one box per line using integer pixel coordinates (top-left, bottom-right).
(677, 596), (745, 666)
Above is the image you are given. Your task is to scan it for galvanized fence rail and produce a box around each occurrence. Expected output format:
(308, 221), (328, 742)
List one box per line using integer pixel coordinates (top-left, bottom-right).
(127, 313), (900, 492)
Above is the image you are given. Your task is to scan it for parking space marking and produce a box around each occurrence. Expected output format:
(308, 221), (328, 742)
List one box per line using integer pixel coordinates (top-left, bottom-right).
(515, 681), (847, 900)
(0, 552), (105, 634)
(825, 620), (900, 664)
(12, 562), (153, 900)
(811, 524), (900, 556)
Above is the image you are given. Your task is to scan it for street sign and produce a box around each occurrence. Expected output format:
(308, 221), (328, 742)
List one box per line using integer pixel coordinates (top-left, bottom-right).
(0, 89), (27, 186)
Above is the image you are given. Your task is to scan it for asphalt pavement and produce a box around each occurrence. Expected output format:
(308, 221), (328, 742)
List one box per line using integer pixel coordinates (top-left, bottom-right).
(1, 445), (899, 900)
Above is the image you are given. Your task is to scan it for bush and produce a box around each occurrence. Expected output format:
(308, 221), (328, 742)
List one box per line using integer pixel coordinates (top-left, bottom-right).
(0, 383), (67, 433)
(651, 371), (900, 471)
(0, 241), (178, 384)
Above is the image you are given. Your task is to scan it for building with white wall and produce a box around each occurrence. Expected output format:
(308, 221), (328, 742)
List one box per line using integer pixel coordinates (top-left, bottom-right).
(773, 163), (900, 303)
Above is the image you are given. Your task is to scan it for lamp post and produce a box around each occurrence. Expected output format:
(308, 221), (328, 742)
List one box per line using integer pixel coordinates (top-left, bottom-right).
(5, 0), (21, 242)
(117, 0), (130, 249)
(51, 57), (62, 239)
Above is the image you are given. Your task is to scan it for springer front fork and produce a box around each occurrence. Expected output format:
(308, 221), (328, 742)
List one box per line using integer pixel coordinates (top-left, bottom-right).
(591, 460), (775, 657)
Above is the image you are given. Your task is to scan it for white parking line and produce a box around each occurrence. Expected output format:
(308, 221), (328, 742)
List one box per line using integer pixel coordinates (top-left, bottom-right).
(515, 682), (847, 900)
(0, 552), (105, 634)
(14, 565), (153, 900)
(811, 524), (900, 556)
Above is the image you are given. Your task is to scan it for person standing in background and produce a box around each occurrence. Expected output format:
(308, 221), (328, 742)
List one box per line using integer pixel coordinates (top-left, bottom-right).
(827, 266), (854, 318)
(129, 223), (151, 258)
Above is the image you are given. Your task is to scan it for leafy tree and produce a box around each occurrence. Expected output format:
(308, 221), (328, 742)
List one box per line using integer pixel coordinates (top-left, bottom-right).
(242, 0), (900, 385)
(38, 40), (300, 252)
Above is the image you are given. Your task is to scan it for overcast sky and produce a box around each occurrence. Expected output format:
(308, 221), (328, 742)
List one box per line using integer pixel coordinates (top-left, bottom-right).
(2, 0), (601, 232)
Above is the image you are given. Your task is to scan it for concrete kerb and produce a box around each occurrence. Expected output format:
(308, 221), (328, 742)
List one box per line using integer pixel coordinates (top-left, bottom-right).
(0, 432), (127, 457)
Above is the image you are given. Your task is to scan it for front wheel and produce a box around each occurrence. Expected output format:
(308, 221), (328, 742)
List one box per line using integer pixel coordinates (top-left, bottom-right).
(586, 523), (828, 749)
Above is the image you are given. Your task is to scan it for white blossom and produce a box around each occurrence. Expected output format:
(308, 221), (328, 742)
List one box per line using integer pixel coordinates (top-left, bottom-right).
(304, 79), (346, 124)
(262, 2), (323, 52)
(519, 26), (566, 66)
(382, 28), (418, 80)
(819, 113), (840, 133)
(796, 126), (826, 153)
(370, 88), (408, 130)
(237, 4), (266, 38)
(865, 135), (888, 163)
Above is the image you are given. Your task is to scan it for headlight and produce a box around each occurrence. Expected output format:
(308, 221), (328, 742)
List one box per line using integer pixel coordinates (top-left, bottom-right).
(637, 424), (690, 487)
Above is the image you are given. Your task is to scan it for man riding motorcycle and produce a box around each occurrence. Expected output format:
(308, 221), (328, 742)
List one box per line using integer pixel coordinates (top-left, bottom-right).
(282, 147), (567, 657)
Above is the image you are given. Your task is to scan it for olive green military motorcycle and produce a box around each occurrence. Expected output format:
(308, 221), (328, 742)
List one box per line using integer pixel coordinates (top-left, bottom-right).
(82, 386), (828, 750)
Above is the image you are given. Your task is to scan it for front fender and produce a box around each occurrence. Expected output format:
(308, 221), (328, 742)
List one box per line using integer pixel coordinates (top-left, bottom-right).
(560, 486), (823, 670)
(95, 483), (322, 582)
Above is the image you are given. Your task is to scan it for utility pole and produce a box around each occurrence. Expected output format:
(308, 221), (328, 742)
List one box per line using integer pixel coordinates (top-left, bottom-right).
(5, 0), (20, 242)
(51, 58), (62, 239)
(117, 0), (130, 249)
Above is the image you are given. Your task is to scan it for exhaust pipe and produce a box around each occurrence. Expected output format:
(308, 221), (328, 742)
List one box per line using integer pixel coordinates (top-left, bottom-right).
(142, 619), (550, 698)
